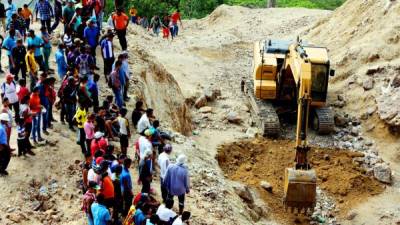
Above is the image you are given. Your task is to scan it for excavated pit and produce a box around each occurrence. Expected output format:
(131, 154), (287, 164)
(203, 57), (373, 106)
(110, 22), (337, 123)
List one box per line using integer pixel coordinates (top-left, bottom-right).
(216, 138), (384, 224)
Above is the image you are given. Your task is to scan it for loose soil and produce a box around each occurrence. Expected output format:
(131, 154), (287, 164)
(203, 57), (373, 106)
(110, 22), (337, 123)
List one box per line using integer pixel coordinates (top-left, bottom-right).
(216, 138), (384, 224)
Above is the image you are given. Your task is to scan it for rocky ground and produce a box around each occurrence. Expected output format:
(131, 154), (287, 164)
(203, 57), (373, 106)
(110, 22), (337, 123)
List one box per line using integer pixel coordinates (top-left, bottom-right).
(1, 2), (400, 225)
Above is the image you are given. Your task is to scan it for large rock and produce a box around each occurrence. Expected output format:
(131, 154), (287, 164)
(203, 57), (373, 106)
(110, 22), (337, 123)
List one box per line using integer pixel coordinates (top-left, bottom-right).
(363, 78), (374, 90)
(232, 183), (254, 204)
(204, 87), (222, 101)
(260, 181), (273, 193)
(199, 106), (213, 113)
(194, 95), (208, 109)
(334, 114), (349, 127)
(373, 163), (392, 184)
(226, 111), (241, 124)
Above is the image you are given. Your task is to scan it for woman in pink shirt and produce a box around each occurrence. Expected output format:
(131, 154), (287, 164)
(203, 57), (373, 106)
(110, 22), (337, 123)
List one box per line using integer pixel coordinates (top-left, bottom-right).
(84, 113), (96, 153)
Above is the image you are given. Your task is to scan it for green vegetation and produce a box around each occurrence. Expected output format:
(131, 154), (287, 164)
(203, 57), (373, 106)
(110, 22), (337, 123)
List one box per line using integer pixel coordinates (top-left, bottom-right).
(105, 0), (345, 19)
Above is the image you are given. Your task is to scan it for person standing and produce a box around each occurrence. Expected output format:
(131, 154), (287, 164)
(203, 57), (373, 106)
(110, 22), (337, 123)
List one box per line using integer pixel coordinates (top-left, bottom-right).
(0, 1), (6, 32)
(91, 194), (112, 225)
(27, 29), (45, 72)
(62, 76), (77, 131)
(111, 8), (129, 51)
(83, 17), (100, 67)
(120, 157), (133, 216)
(100, 31), (115, 82)
(11, 38), (27, 81)
(25, 45), (39, 91)
(35, 0), (54, 34)
(40, 26), (52, 72)
(62, 0), (75, 31)
(0, 113), (11, 176)
(2, 28), (17, 72)
(109, 60), (123, 109)
(139, 149), (153, 194)
(21, 4), (32, 31)
(1, 74), (19, 122)
(164, 154), (190, 215)
(51, 0), (63, 32)
(84, 113), (96, 153)
(158, 144), (173, 202)
(82, 181), (99, 225)
(74, 104), (88, 154)
(171, 10), (182, 38)
(55, 43), (67, 80)
(5, 0), (16, 25)
(150, 15), (162, 36)
(29, 87), (44, 144)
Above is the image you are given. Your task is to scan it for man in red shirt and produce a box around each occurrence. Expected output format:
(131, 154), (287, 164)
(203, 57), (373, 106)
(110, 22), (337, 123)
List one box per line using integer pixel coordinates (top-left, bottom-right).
(171, 9), (182, 38)
(111, 8), (129, 51)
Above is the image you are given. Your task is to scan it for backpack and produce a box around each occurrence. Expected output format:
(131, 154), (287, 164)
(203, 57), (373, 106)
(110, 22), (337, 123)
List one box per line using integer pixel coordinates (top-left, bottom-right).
(78, 54), (90, 75)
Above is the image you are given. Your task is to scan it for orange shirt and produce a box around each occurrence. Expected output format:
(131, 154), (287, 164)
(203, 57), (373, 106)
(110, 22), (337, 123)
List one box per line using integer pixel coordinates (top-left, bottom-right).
(29, 93), (41, 114)
(21, 8), (32, 20)
(101, 176), (114, 199)
(112, 13), (129, 30)
(171, 12), (181, 24)
(82, 0), (90, 6)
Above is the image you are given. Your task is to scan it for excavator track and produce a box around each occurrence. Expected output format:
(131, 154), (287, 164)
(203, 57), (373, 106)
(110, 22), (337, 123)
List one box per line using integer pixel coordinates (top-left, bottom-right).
(243, 80), (280, 136)
(313, 107), (334, 134)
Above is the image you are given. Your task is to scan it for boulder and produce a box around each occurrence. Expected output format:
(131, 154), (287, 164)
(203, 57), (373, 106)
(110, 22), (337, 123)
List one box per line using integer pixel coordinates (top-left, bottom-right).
(373, 163), (392, 184)
(245, 127), (259, 138)
(334, 114), (348, 127)
(226, 111), (241, 124)
(260, 181), (273, 193)
(194, 95), (208, 109)
(232, 183), (254, 204)
(199, 106), (213, 113)
(363, 78), (374, 90)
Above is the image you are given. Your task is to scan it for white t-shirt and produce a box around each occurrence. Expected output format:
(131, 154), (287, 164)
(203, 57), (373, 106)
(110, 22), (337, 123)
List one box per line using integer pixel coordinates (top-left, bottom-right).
(138, 136), (152, 159)
(87, 168), (96, 183)
(1, 82), (18, 104)
(156, 204), (177, 222)
(137, 114), (150, 133)
(172, 217), (183, 225)
(158, 152), (170, 180)
(117, 116), (128, 135)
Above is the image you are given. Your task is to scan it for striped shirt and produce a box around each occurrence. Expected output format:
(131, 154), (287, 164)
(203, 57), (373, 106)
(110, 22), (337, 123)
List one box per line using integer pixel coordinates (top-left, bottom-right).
(35, 0), (54, 21)
(101, 39), (114, 59)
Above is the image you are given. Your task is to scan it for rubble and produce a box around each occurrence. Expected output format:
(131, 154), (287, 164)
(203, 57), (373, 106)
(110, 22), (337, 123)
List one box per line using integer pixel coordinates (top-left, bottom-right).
(373, 163), (392, 184)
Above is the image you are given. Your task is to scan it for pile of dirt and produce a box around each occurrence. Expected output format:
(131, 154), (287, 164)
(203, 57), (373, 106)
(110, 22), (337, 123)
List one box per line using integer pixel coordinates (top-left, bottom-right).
(306, 0), (400, 127)
(217, 139), (384, 224)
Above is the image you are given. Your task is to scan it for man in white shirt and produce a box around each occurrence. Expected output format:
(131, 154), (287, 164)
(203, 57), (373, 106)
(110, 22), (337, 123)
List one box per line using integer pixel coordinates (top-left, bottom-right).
(158, 144), (172, 202)
(138, 129), (153, 159)
(137, 108), (154, 134)
(1, 74), (19, 121)
(172, 211), (191, 225)
(156, 199), (177, 223)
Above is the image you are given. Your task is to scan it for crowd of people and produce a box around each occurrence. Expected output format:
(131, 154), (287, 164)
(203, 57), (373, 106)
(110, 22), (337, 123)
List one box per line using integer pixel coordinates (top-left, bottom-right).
(0, 0), (189, 225)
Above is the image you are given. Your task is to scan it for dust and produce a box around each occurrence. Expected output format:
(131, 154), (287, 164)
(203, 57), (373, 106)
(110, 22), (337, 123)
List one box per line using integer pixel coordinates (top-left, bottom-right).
(217, 138), (384, 224)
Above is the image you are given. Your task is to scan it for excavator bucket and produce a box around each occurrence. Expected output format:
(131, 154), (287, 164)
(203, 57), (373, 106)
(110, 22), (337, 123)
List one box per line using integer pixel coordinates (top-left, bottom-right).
(283, 168), (317, 213)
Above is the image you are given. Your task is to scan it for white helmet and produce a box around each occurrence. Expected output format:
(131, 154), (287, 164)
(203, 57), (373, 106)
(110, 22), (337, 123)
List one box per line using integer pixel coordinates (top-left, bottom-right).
(0, 113), (10, 122)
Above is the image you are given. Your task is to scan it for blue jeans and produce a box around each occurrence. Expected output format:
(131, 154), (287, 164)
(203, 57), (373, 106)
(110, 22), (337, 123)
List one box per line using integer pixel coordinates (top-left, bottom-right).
(113, 88), (123, 109)
(173, 24), (179, 37)
(32, 114), (42, 141)
(42, 104), (50, 132)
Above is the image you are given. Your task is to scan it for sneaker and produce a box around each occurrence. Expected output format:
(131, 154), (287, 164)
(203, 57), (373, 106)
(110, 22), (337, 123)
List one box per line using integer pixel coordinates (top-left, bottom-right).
(51, 119), (57, 122)
(38, 138), (45, 142)
(61, 121), (66, 125)
(0, 170), (9, 176)
(27, 150), (36, 156)
(43, 130), (49, 135)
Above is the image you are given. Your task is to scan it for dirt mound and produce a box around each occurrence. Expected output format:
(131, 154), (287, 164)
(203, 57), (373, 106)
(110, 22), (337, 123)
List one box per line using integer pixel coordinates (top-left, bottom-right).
(217, 139), (384, 224)
(306, 0), (400, 126)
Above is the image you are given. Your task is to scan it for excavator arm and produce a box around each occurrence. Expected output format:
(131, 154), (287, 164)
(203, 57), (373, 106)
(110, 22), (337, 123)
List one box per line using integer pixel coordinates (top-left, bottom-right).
(283, 42), (317, 213)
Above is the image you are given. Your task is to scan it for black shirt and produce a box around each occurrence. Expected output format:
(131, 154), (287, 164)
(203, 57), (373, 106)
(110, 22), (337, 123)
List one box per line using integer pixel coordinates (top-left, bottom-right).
(95, 115), (106, 133)
(12, 46), (27, 65)
(63, 84), (77, 104)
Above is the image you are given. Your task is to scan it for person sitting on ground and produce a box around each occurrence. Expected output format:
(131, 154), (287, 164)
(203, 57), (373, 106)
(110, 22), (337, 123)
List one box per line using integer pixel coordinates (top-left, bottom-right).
(137, 108), (154, 135)
(131, 100), (144, 128)
(134, 203), (151, 225)
(156, 198), (177, 225)
(147, 214), (161, 225)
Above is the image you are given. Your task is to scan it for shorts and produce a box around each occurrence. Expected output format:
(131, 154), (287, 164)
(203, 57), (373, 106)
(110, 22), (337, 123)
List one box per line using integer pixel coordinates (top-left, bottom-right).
(120, 134), (129, 148)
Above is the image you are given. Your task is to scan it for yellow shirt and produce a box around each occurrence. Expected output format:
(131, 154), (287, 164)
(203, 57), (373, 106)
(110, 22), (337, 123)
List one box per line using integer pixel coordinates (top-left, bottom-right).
(25, 52), (38, 74)
(75, 108), (87, 129)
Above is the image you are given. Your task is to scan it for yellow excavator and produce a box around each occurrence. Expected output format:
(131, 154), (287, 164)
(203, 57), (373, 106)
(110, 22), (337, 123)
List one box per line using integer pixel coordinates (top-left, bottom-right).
(241, 38), (335, 212)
